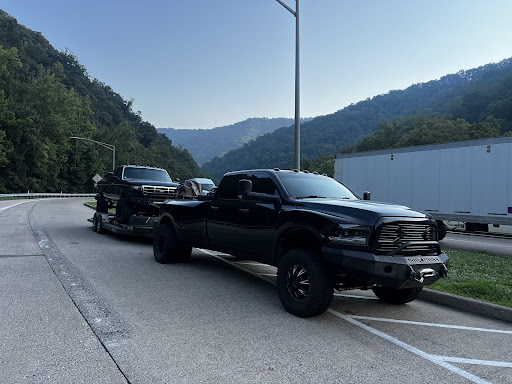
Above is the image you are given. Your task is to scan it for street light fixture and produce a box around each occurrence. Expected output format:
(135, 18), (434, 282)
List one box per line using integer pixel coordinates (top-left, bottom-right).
(69, 136), (116, 171)
(276, 0), (300, 170)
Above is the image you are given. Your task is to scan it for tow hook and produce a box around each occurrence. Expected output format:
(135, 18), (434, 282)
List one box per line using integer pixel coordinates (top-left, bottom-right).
(440, 263), (448, 278)
(409, 266), (436, 283)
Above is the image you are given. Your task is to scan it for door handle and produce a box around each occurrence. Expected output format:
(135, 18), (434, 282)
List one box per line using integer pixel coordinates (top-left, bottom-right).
(239, 208), (250, 214)
(211, 206), (219, 210)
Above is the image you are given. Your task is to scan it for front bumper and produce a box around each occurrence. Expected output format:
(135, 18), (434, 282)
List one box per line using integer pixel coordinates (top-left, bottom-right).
(128, 195), (173, 206)
(322, 246), (449, 289)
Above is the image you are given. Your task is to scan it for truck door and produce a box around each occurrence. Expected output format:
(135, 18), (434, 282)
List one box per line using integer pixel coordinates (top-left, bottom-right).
(207, 172), (279, 262)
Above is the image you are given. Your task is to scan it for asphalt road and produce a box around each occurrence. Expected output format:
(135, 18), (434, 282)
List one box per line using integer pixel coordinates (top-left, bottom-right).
(442, 231), (512, 257)
(1, 198), (512, 384)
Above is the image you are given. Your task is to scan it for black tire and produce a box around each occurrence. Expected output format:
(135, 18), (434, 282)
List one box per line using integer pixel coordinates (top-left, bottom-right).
(96, 195), (108, 213)
(95, 214), (105, 234)
(437, 220), (447, 241)
(276, 249), (334, 318)
(372, 286), (423, 304)
(153, 223), (192, 264)
(92, 214), (98, 232)
(115, 198), (133, 224)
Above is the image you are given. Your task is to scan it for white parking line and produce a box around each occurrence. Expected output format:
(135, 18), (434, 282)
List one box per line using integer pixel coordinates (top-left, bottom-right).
(328, 309), (493, 384)
(233, 261), (267, 266)
(351, 315), (512, 334)
(0, 201), (31, 211)
(199, 248), (510, 384)
(198, 249), (277, 285)
(334, 293), (378, 300)
(431, 356), (512, 368)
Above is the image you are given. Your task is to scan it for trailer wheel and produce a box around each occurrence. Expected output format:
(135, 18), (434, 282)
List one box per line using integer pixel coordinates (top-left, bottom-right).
(372, 286), (423, 304)
(95, 213), (105, 234)
(153, 223), (191, 264)
(115, 198), (133, 224)
(276, 249), (334, 317)
(92, 214), (98, 232)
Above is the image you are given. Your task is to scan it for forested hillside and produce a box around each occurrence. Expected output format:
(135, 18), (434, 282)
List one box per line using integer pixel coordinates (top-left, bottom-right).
(201, 58), (512, 181)
(0, 10), (200, 193)
(159, 117), (303, 165)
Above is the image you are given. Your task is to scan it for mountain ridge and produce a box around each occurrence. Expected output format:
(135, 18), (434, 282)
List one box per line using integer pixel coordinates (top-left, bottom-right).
(158, 117), (311, 165)
(200, 57), (512, 181)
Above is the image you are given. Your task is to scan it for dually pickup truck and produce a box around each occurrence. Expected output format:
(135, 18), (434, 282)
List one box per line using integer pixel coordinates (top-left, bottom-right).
(153, 169), (449, 317)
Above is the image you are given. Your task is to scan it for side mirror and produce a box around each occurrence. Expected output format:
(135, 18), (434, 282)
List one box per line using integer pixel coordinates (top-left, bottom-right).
(363, 191), (371, 201)
(106, 172), (114, 182)
(238, 179), (252, 199)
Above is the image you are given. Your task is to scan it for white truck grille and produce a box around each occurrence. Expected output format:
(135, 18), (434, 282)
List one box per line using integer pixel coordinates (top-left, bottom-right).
(142, 185), (177, 196)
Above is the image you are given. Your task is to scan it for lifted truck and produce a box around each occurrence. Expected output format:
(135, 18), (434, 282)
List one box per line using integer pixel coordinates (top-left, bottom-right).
(90, 164), (178, 237)
(96, 165), (179, 224)
(152, 169), (449, 318)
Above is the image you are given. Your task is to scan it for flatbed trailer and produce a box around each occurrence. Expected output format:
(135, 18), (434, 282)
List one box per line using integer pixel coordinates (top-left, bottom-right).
(89, 211), (156, 237)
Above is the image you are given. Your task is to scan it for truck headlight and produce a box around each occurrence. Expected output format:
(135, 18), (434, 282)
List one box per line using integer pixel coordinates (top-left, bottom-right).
(329, 225), (371, 246)
(129, 186), (142, 191)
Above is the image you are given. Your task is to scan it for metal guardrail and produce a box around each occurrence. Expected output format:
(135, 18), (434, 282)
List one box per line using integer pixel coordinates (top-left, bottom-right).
(0, 193), (96, 200)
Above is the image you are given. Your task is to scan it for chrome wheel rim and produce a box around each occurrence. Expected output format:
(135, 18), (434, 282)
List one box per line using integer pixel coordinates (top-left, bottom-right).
(287, 264), (310, 301)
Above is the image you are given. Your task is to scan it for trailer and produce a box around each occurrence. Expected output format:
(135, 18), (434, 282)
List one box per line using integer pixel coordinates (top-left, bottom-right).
(89, 211), (157, 237)
(334, 136), (512, 232)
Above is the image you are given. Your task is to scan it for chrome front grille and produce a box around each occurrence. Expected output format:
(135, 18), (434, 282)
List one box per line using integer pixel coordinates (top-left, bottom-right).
(375, 222), (438, 256)
(142, 185), (177, 196)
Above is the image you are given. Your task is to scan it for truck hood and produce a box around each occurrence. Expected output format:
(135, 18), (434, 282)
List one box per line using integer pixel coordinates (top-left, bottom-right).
(296, 198), (428, 225)
(125, 179), (179, 187)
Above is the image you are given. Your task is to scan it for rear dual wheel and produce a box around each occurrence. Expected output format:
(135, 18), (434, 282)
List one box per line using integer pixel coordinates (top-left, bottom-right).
(153, 223), (192, 264)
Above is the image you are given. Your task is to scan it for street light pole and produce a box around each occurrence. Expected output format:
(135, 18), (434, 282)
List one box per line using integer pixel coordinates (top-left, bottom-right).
(276, 0), (300, 170)
(69, 137), (116, 171)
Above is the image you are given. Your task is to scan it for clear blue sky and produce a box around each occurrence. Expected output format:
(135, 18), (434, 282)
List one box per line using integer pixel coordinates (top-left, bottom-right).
(1, 0), (512, 129)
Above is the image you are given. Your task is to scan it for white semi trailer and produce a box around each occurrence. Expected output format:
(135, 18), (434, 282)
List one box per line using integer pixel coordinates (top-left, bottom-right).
(334, 136), (512, 233)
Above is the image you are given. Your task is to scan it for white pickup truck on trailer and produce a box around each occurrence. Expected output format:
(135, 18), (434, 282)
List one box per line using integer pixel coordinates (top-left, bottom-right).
(334, 136), (512, 233)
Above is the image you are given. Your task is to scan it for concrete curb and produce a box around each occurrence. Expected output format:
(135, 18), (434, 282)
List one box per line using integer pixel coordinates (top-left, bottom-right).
(420, 288), (512, 324)
(84, 202), (95, 209)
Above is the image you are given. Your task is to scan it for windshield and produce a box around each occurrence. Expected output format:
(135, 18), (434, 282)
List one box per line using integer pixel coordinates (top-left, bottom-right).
(201, 183), (215, 190)
(276, 172), (358, 200)
(123, 167), (172, 182)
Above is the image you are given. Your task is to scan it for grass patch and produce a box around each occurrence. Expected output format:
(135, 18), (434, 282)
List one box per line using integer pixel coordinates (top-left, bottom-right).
(86, 201), (115, 213)
(430, 248), (512, 307)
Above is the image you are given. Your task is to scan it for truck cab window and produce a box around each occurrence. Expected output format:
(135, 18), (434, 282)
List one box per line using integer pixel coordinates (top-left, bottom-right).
(250, 173), (278, 195)
(215, 174), (247, 199)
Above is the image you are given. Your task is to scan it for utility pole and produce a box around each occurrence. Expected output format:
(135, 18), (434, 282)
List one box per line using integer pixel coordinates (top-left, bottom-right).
(276, 0), (300, 170)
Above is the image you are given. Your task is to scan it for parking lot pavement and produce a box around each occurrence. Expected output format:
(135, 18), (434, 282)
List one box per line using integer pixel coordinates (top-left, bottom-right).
(0, 200), (127, 384)
(442, 231), (512, 257)
(199, 249), (512, 384)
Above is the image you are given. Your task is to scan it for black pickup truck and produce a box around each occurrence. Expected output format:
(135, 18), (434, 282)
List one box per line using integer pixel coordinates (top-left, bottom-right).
(153, 169), (448, 317)
(96, 165), (179, 223)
